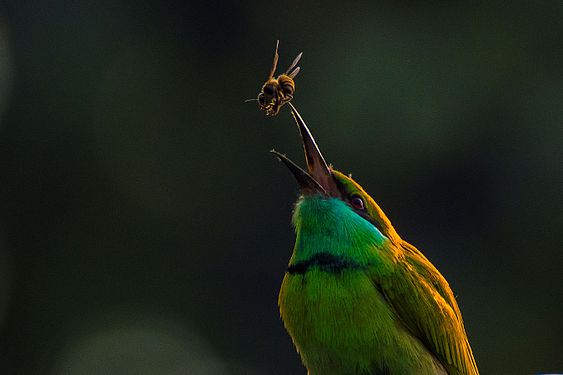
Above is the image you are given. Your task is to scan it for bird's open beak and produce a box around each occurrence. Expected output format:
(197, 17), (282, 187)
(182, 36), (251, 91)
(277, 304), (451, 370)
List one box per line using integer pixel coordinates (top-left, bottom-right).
(271, 103), (340, 197)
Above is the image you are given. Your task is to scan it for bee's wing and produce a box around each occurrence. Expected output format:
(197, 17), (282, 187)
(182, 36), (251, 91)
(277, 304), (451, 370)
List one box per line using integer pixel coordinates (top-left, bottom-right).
(287, 66), (300, 79)
(285, 52), (303, 76)
(268, 40), (280, 79)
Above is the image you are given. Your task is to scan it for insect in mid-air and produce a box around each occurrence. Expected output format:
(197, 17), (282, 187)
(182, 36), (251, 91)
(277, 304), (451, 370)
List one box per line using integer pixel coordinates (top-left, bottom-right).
(249, 40), (302, 116)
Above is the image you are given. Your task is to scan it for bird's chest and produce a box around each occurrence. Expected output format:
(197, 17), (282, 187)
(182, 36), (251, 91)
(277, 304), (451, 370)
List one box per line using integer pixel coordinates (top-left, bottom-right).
(279, 269), (395, 375)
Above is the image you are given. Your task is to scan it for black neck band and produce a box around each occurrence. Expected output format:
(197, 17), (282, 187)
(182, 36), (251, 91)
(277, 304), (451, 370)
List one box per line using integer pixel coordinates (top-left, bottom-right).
(287, 252), (363, 274)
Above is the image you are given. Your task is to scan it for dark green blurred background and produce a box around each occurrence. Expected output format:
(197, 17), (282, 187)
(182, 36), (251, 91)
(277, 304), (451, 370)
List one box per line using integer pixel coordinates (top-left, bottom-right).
(0, 1), (562, 374)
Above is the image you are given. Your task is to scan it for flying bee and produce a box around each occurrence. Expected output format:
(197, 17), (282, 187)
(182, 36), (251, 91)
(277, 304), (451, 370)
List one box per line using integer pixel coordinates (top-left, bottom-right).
(249, 40), (302, 116)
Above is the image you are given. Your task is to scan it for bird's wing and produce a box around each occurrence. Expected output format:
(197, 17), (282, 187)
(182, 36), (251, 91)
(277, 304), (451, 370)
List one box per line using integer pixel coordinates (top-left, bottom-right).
(374, 241), (479, 375)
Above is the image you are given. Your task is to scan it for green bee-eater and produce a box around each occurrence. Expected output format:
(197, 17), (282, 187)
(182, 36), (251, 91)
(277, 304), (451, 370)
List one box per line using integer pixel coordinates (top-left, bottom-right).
(272, 103), (479, 375)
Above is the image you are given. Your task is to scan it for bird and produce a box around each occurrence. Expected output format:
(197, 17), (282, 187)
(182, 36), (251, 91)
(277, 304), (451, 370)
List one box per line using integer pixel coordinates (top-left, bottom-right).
(271, 103), (479, 375)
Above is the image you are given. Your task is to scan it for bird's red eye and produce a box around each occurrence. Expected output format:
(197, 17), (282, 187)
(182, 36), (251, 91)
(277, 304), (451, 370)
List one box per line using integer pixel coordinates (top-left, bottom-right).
(350, 195), (365, 210)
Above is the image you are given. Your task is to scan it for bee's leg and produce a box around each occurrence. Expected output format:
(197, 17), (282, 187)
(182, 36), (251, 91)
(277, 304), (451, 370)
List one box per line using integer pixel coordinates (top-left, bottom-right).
(280, 95), (293, 106)
(266, 102), (275, 116)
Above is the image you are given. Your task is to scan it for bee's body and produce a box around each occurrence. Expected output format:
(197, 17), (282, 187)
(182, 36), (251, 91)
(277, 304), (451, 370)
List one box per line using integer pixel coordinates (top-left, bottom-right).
(256, 41), (302, 116)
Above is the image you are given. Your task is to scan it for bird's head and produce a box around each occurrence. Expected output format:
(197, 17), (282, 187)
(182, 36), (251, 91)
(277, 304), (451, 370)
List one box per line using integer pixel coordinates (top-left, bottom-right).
(271, 104), (402, 249)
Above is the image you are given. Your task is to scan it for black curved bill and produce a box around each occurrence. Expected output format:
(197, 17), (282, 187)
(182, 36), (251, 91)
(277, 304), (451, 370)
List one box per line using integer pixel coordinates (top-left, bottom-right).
(271, 103), (339, 196)
(270, 150), (327, 194)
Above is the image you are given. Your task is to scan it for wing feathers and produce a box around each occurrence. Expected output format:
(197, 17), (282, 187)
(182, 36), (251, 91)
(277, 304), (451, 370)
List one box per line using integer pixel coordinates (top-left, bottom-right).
(375, 241), (479, 375)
